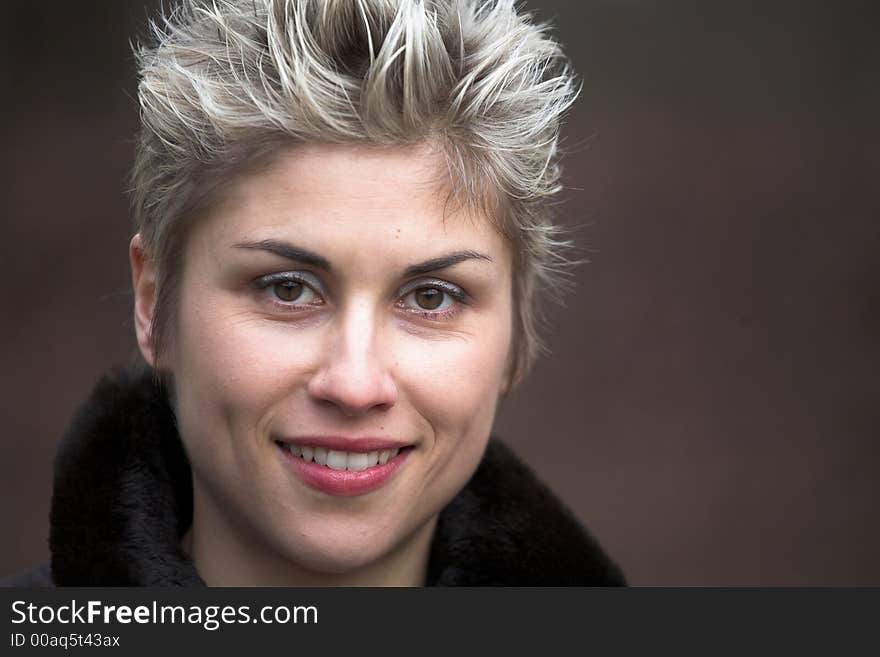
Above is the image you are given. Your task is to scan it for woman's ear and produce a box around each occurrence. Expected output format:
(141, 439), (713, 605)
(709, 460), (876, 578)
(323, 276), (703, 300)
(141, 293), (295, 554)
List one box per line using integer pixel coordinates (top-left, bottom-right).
(499, 368), (511, 398)
(498, 349), (516, 399)
(129, 233), (159, 367)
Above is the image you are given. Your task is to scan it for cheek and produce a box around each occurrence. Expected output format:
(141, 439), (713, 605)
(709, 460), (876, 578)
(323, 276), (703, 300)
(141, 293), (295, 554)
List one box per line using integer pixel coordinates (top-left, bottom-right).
(391, 321), (511, 516)
(169, 287), (322, 460)
(394, 318), (512, 445)
(175, 286), (316, 389)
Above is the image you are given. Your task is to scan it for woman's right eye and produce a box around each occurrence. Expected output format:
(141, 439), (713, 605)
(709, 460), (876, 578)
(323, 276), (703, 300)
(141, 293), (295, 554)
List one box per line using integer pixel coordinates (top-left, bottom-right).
(271, 280), (317, 304)
(254, 272), (323, 309)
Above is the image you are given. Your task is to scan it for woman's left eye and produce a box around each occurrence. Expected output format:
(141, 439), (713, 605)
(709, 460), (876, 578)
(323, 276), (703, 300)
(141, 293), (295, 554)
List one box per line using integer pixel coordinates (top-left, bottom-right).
(399, 281), (466, 316)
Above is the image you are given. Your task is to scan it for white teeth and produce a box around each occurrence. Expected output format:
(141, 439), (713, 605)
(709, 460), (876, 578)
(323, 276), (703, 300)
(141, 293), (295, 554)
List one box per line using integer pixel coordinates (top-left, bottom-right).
(346, 452), (369, 472)
(287, 444), (405, 470)
(326, 449), (347, 470)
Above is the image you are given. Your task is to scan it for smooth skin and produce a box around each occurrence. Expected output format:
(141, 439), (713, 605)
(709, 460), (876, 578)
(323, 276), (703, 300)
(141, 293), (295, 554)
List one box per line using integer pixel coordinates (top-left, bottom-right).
(130, 142), (514, 585)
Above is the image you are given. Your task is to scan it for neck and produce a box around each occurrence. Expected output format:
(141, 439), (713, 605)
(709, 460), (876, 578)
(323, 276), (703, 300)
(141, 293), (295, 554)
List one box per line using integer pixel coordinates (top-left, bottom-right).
(183, 481), (436, 587)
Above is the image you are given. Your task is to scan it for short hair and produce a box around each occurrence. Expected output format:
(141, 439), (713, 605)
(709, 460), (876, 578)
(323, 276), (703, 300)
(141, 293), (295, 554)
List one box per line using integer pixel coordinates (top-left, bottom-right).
(132, 0), (579, 386)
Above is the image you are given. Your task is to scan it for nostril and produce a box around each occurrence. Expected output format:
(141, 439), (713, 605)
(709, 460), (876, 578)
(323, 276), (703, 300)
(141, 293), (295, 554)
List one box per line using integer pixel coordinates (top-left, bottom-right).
(307, 367), (398, 415)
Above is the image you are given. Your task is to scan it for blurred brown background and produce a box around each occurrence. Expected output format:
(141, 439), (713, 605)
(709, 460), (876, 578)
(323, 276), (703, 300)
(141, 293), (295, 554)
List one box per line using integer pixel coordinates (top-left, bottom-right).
(1, 1), (877, 585)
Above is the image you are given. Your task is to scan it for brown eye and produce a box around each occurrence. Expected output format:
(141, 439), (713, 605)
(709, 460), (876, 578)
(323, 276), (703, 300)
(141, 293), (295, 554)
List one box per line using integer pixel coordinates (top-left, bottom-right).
(399, 279), (462, 316)
(414, 287), (443, 310)
(257, 271), (321, 307)
(273, 281), (304, 302)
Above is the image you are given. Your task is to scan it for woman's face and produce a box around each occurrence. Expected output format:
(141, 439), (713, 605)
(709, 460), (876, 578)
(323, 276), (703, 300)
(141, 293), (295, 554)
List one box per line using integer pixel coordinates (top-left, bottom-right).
(141, 143), (513, 582)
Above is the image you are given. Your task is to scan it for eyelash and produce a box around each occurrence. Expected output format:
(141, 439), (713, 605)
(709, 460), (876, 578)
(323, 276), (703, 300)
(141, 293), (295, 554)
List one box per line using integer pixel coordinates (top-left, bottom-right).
(397, 278), (468, 321)
(252, 272), (469, 321)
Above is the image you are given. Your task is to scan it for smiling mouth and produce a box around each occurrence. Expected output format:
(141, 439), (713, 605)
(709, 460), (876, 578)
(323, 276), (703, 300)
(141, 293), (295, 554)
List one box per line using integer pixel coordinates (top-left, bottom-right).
(276, 442), (412, 472)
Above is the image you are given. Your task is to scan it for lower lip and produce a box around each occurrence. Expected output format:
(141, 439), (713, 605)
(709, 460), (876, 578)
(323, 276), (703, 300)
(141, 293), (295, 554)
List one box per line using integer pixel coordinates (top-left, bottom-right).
(277, 444), (412, 496)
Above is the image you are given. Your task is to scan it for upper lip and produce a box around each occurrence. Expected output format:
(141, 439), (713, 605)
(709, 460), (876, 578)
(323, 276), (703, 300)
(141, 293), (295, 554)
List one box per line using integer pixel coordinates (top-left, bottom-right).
(276, 436), (412, 453)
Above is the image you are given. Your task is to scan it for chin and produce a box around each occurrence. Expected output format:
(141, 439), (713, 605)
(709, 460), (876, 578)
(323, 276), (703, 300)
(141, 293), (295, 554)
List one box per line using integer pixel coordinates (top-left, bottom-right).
(269, 514), (415, 576)
(287, 545), (381, 576)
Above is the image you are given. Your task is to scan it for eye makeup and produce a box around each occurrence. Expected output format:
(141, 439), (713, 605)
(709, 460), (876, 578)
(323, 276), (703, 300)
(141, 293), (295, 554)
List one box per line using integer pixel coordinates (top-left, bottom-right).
(395, 277), (470, 321)
(249, 268), (474, 323)
(253, 270), (326, 311)
(397, 277), (469, 303)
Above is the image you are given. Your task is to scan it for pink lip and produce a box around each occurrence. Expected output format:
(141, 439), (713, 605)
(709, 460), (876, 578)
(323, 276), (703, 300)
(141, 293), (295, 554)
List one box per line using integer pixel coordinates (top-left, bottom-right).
(276, 442), (412, 497)
(278, 436), (411, 453)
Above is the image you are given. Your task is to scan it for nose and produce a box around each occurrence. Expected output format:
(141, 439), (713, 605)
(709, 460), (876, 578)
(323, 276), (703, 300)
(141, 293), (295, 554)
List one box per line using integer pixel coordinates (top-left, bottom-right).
(307, 302), (398, 417)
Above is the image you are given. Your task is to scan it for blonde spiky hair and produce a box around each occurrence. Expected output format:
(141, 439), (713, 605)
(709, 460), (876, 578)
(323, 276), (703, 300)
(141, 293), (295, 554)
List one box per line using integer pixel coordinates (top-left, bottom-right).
(132, 0), (579, 386)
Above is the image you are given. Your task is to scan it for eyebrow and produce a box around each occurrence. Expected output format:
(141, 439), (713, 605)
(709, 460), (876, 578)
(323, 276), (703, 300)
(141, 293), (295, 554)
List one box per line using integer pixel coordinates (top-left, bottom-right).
(402, 250), (493, 277)
(233, 239), (332, 271)
(233, 239), (493, 277)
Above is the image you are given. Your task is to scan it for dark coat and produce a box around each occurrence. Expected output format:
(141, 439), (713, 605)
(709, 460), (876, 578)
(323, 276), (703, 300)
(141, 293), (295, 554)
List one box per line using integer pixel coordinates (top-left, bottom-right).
(3, 369), (625, 586)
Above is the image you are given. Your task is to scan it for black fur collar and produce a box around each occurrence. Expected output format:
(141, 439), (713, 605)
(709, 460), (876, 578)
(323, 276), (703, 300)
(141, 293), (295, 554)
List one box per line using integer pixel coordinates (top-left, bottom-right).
(49, 369), (625, 586)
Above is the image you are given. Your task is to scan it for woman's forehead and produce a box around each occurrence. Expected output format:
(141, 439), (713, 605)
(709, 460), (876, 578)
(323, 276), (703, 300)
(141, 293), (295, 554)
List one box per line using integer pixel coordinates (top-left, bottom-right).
(224, 141), (448, 207)
(190, 142), (508, 261)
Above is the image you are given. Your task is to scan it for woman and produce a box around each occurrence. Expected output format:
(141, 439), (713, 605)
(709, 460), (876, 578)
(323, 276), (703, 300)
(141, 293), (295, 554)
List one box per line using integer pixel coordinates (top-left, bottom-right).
(5, 0), (624, 586)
